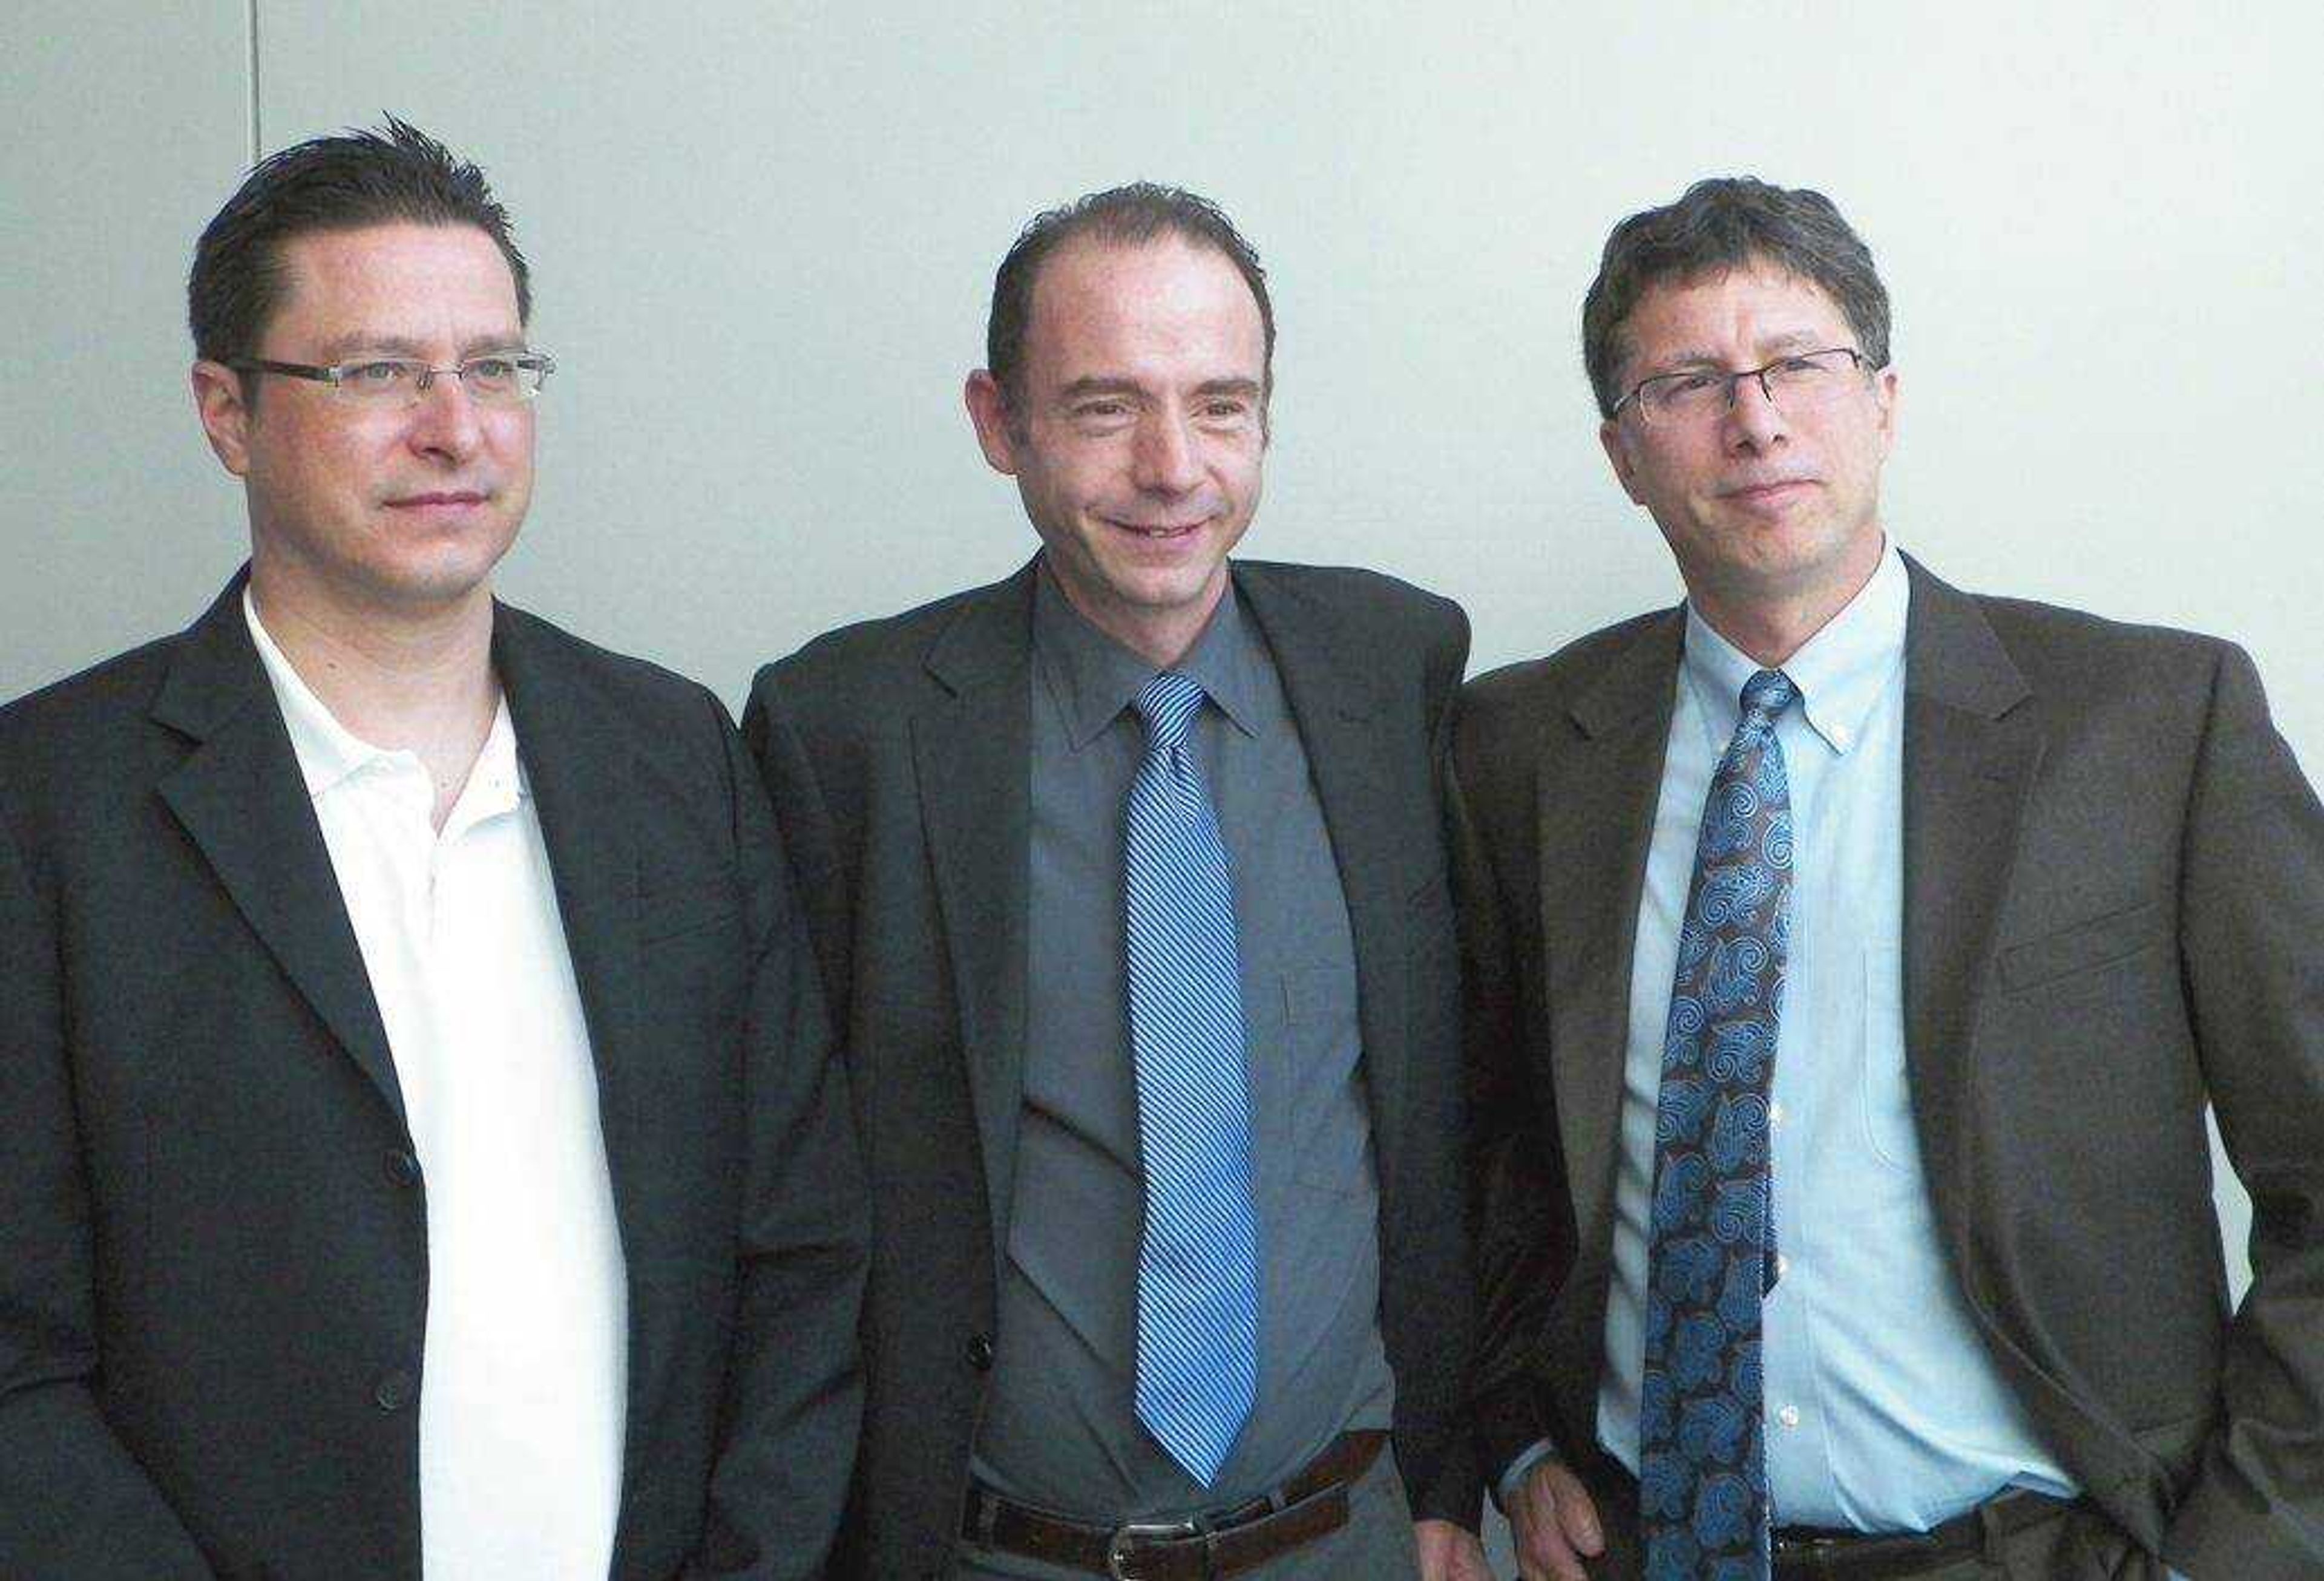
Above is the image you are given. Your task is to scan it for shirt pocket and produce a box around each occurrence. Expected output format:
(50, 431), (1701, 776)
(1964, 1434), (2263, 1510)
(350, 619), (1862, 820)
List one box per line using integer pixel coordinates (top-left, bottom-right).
(1857, 940), (1920, 1170)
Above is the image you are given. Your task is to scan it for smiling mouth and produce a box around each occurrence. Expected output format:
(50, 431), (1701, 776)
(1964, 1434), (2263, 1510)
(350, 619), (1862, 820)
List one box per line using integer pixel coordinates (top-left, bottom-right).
(1108, 519), (1204, 539)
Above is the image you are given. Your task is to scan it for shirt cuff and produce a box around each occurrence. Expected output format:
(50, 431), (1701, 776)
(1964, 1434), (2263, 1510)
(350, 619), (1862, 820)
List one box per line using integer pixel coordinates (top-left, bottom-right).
(1493, 1438), (1560, 1513)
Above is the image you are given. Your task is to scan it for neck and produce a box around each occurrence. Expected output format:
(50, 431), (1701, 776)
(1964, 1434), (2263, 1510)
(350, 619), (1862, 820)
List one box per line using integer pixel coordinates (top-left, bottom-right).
(1687, 536), (1884, 669)
(248, 561), (500, 828)
(1047, 558), (1226, 670)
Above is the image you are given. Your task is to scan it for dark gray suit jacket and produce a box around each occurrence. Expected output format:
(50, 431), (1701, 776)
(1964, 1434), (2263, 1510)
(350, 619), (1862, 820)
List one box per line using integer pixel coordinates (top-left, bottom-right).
(0, 575), (868, 1580)
(1455, 557), (2324, 1579)
(744, 558), (1479, 1580)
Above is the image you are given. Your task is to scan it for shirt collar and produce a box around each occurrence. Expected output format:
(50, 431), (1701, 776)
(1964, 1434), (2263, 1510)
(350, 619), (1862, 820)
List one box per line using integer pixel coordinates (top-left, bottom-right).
(1681, 537), (1909, 756)
(1032, 563), (1263, 749)
(243, 587), (527, 810)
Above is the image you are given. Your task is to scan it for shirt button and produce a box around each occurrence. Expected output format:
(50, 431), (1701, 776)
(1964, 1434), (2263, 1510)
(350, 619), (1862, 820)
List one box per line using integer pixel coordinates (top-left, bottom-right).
(1777, 1404), (1802, 1430)
(964, 1333), (995, 1372)
(1768, 1101), (1787, 1128)
(1775, 1252), (1792, 1280)
(384, 1149), (422, 1187)
(373, 1368), (416, 1412)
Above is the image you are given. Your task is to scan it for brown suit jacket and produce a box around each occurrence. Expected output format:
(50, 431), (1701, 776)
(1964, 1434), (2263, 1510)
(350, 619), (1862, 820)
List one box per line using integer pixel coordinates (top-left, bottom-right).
(1455, 557), (2324, 1578)
(744, 558), (1479, 1580)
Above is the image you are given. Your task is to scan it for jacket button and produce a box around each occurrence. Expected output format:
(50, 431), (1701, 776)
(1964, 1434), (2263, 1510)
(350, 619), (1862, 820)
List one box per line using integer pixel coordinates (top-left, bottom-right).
(384, 1149), (422, 1187)
(965, 1333), (995, 1371)
(373, 1369), (416, 1412)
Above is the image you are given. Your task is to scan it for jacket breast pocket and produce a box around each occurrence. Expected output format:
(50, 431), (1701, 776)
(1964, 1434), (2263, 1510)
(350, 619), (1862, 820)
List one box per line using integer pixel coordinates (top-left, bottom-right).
(637, 882), (741, 948)
(1997, 900), (2171, 993)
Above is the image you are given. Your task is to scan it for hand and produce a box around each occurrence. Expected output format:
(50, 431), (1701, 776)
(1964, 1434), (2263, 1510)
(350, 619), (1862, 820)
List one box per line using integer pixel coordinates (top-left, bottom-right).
(1506, 1458), (1605, 1581)
(1413, 1517), (1494, 1581)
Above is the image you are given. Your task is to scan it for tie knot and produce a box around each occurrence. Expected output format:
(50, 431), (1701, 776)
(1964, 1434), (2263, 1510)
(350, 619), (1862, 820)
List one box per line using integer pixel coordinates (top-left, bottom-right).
(1134, 672), (1209, 750)
(1740, 668), (1797, 722)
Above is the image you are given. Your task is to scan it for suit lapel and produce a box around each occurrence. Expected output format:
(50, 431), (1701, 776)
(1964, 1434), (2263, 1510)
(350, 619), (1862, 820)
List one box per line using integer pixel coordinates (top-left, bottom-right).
(913, 568), (1037, 1254)
(493, 606), (645, 1196)
(1898, 558), (2041, 1236)
(153, 577), (406, 1127)
(1542, 610), (1683, 1252)
(1233, 568), (1410, 1182)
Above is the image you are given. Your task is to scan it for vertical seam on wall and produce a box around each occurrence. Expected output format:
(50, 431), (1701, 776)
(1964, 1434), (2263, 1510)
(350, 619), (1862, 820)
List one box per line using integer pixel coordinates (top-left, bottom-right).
(246, 0), (261, 160)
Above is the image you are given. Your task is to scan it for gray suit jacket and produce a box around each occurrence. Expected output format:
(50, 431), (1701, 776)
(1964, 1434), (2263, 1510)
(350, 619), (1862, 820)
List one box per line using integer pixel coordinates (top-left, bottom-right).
(0, 575), (867, 1580)
(744, 558), (1479, 1579)
(1455, 556), (2324, 1579)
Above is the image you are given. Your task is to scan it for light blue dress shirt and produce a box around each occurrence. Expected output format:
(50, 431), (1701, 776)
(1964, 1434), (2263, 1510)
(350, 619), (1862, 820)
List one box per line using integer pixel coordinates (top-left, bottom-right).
(1590, 542), (2076, 1531)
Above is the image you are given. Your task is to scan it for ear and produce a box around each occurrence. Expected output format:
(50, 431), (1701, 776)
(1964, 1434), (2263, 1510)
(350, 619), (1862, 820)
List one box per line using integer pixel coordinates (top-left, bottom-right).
(1599, 416), (1646, 505)
(1871, 364), (1900, 460)
(191, 361), (255, 477)
(963, 369), (1020, 477)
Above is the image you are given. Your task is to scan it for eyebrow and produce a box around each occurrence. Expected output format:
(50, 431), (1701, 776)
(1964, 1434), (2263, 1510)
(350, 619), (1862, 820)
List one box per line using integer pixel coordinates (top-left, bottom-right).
(309, 332), (530, 363)
(1649, 329), (1830, 375)
(1054, 375), (1263, 403)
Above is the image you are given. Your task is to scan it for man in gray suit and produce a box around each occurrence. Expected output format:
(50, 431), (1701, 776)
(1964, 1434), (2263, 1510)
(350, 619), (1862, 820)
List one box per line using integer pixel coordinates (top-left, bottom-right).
(746, 185), (1491, 1579)
(1457, 177), (2322, 1580)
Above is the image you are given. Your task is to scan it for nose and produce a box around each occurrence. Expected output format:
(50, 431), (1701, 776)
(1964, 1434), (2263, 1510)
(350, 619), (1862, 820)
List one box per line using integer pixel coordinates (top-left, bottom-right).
(1722, 370), (1790, 453)
(1130, 410), (1204, 496)
(404, 368), (485, 460)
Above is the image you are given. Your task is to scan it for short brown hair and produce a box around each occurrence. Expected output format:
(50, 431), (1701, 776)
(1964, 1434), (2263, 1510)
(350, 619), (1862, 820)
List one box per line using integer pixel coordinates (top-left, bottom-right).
(1583, 176), (1889, 417)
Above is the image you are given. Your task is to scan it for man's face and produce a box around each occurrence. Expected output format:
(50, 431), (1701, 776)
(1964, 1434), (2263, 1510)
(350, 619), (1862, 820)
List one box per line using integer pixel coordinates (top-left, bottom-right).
(194, 221), (535, 615)
(1600, 262), (1897, 618)
(966, 236), (1266, 661)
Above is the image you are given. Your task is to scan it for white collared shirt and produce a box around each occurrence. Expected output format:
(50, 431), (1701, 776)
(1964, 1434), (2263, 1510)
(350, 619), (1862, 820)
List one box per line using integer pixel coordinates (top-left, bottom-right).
(245, 592), (628, 1579)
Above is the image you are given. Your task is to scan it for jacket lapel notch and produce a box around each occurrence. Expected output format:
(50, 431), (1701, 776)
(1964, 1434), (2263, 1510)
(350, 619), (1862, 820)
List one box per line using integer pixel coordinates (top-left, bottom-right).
(494, 608), (645, 1177)
(1898, 561), (2041, 1237)
(1235, 568), (1409, 1168)
(914, 575), (1036, 1254)
(155, 583), (408, 1127)
(1545, 611), (1682, 1246)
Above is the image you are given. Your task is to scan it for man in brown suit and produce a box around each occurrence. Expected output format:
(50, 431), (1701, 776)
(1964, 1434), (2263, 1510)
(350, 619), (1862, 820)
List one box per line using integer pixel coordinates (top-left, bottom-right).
(1458, 177), (2322, 1580)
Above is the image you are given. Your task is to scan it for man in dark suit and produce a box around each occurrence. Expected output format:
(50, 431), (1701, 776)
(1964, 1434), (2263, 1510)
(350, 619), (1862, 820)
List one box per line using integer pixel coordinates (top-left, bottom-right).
(745, 185), (1489, 1580)
(1459, 176), (2323, 1581)
(0, 120), (866, 1579)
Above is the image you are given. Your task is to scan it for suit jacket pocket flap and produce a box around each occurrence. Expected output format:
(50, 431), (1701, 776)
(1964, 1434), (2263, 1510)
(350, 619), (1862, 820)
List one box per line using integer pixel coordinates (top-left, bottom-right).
(1998, 899), (2170, 991)
(638, 884), (741, 944)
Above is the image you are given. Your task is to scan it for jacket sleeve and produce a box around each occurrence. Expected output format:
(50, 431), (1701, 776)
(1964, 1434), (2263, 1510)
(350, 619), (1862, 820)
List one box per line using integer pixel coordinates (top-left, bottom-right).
(1402, 599), (1486, 1530)
(1446, 739), (1578, 1490)
(2160, 644), (2324, 1580)
(685, 701), (870, 1580)
(0, 799), (215, 1578)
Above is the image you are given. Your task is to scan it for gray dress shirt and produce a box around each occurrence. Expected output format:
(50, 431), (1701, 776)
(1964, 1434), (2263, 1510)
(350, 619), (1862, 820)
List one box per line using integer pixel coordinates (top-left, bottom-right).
(970, 572), (1394, 1517)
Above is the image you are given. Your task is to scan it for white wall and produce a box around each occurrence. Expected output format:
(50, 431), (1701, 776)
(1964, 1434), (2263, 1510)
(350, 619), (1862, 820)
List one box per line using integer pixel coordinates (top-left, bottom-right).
(6, 0), (2313, 1514)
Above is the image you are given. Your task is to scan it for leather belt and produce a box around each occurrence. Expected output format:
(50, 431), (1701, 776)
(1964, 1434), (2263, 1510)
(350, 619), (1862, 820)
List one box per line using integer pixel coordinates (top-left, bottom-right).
(1773, 1487), (2084, 1577)
(960, 1430), (1387, 1580)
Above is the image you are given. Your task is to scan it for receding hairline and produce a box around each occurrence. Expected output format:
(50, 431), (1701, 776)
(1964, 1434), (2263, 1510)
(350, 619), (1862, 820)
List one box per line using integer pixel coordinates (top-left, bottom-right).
(248, 218), (529, 354)
(1024, 227), (1264, 312)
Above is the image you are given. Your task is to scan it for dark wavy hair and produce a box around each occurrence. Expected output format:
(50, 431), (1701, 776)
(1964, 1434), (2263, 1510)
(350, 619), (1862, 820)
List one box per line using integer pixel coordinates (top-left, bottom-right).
(1583, 176), (1889, 417)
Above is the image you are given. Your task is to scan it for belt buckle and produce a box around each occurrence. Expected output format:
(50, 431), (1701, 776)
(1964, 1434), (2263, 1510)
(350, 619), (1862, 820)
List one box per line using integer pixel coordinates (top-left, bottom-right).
(1106, 1516), (1201, 1581)
(1772, 1528), (1850, 1565)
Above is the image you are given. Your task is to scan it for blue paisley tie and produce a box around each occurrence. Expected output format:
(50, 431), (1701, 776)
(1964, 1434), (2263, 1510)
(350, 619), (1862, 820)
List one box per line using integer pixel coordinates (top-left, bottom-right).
(1640, 667), (1798, 1581)
(1123, 672), (1262, 1486)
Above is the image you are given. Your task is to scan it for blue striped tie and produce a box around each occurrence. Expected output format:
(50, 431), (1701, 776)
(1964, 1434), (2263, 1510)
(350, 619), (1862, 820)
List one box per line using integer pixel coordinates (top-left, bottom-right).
(1124, 670), (1262, 1487)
